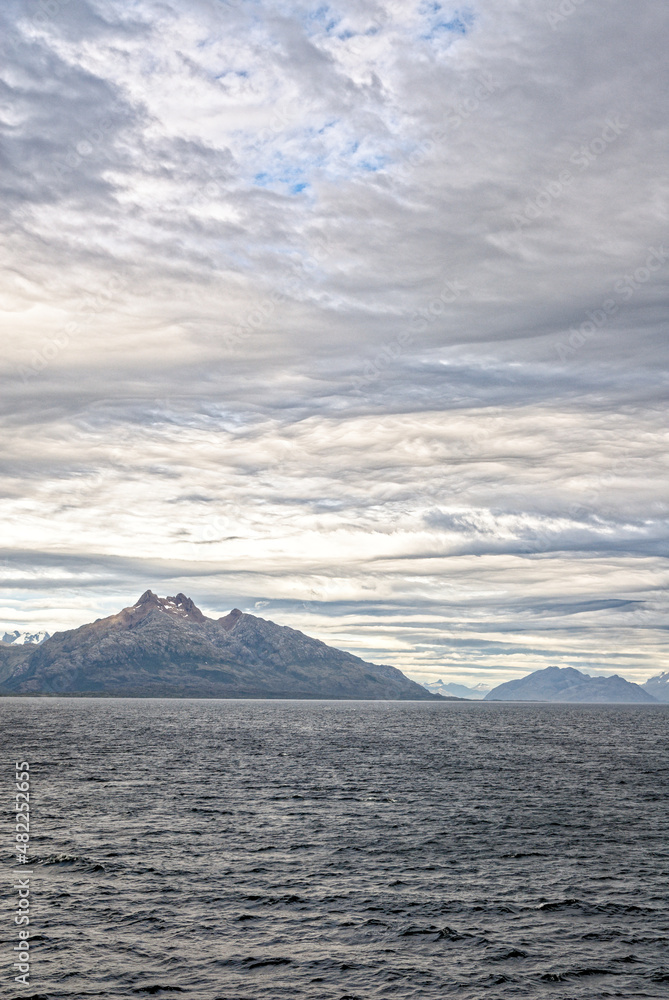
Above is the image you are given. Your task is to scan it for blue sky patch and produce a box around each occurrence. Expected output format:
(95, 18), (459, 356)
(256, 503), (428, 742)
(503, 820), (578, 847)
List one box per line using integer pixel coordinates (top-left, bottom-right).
(419, 4), (475, 42)
(252, 160), (310, 196)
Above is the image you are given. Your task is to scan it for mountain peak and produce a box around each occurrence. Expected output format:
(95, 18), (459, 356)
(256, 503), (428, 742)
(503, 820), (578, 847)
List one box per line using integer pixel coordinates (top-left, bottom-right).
(486, 665), (656, 703)
(0, 594), (438, 700)
(1, 629), (50, 645)
(219, 608), (243, 631)
(129, 591), (207, 623)
(643, 670), (669, 703)
(170, 593), (207, 622)
(137, 589), (159, 605)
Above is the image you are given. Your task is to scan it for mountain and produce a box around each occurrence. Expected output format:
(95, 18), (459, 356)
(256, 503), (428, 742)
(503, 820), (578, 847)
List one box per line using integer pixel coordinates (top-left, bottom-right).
(422, 679), (489, 699)
(485, 666), (656, 703)
(2, 630), (50, 645)
(0, 591), (441, 700)
(643, 671), (669, 703)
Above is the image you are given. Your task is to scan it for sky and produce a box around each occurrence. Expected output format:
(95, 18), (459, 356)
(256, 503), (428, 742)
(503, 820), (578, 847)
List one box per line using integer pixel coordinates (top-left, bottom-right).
(1, 0), (668, 688)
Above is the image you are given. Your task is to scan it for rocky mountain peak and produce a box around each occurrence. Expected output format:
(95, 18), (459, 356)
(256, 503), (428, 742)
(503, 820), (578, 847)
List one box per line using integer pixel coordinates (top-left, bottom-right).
(169, 593), (207, 622)
(219, 608), (243, 631)
(128, 591), (207, 623)
(136, 589), (160, 607)
(1, 629), (50, 645)
(0, 592), (439, 700)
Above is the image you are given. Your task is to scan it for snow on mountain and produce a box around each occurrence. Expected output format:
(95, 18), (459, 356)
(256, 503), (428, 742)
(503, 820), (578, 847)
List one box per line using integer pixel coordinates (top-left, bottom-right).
(2, 630), (50, 645)
(422, 679), (489, 699)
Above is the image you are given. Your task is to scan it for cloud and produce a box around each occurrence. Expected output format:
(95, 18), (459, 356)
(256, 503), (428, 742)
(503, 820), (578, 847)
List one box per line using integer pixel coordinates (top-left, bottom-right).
(1, 0), (668, 686)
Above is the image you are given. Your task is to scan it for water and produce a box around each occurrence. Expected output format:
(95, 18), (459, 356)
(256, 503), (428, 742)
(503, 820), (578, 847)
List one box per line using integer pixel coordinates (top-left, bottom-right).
(2, 698), (668, 999)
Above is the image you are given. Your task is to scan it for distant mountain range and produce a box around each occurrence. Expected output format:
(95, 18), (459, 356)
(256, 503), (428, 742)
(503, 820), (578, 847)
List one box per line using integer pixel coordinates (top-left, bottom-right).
(422, 679), (489, 700)
(2, 602), (666, 704)
(485, 666), (657, 703)
(0, 591), (441, 700)
(2, 630), (50, 645)
(643, 671), (669, 703)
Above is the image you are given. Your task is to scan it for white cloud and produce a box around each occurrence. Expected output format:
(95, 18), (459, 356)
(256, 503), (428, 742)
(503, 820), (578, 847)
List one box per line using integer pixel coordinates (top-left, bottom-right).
(1, 0), (668, 685)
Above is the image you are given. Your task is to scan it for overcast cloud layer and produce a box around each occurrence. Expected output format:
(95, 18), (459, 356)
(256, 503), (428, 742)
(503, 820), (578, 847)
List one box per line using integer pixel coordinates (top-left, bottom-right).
(1, 0), (668, 686)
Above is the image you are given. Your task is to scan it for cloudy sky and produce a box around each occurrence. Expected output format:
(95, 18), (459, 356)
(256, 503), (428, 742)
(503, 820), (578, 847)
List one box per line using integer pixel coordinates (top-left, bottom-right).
(1, 0), (667, 687)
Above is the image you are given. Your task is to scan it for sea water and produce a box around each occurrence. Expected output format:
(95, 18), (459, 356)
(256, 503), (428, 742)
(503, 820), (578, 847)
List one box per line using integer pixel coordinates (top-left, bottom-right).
(2, 698), (667, 998)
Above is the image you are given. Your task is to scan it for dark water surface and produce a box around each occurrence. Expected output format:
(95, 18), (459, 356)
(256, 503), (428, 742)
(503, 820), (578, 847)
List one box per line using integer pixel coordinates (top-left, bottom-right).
(2, 698), (668, 999)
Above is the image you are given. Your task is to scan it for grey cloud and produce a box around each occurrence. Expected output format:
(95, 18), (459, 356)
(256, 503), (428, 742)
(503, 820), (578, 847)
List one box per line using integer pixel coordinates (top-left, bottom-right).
(1, 0), (668, 685)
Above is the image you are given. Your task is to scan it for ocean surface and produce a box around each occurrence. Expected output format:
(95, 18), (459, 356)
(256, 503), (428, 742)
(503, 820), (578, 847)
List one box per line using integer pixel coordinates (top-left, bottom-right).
(2, 698), (668, 999)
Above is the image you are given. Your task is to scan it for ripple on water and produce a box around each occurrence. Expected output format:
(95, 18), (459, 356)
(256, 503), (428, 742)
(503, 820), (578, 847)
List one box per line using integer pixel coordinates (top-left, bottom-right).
(1, 698), (667, 1000)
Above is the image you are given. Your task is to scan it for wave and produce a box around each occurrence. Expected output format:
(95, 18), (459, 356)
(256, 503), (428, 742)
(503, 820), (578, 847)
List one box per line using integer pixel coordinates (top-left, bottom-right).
(34, 853), (108, 873)
(538, 898), (649, 915)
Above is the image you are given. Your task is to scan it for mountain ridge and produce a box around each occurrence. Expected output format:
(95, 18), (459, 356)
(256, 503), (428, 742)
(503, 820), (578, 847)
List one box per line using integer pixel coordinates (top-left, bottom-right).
(0, 591), (443, 701)
(422, 679), (489, 700)
(2, 629), (50, 645)
(485, 665), (656, 704)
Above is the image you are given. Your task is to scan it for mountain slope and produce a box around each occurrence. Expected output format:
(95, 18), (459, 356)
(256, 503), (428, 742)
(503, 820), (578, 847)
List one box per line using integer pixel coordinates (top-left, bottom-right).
(643, 671), (669, 703)
(1, 591), (439, 700)
(485, 666), (656, 703)
(0, 644), (31, 686)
